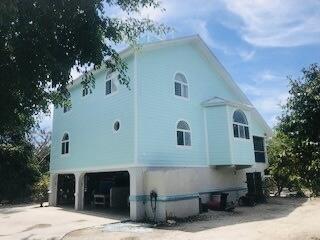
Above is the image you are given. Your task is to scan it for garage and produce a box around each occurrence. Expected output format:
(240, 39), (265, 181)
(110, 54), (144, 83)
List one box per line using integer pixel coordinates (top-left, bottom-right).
(57, 174), (75, 207)
(84, 171), (130, 215)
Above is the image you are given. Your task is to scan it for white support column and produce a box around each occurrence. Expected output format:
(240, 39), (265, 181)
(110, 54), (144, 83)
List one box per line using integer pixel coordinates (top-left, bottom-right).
(49, 174), (58, 206)
(129, 168), (145, 221)
(74, 172), (85, 211)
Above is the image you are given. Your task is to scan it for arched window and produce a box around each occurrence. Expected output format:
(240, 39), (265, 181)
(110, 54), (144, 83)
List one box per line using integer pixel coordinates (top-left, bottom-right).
(61, 133), (70, 155)
(233, 110), (249, 139)
(174, 73), (188, 98)
(177, 120), (191, 146)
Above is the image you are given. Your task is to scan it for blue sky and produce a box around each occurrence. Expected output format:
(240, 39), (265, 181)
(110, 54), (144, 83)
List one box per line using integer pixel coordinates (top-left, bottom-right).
(40, 0), (320, 130)
(137, 0), (320, 126)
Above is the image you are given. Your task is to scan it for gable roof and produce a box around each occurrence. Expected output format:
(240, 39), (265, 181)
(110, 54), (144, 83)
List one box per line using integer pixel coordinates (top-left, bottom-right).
(138, 35), (272, 135)
(70, 35), (272, 135)
(201, 96), (254, 110)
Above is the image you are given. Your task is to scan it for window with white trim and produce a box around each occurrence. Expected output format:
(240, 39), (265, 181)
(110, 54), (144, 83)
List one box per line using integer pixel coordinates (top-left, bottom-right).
(174, 73), (188, 98)
(233, 110), (250, 139)
(177, 120), (191, 146)
(61, 133), (69, 155)
(253, 136), (266, 162)
(105, 77), (117, 96)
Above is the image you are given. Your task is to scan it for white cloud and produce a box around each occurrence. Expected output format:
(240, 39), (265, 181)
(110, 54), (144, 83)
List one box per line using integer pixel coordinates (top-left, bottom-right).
(223, 0), (320, 47)
(254, 70), (287, 84)
(187, 19), (235, 55)
(139, 0), (221, 22)
(238, 49), (255, 61)
(240, 70), (289, 126)
(107, 0), (320, 48)
(107, 1), (235, 50)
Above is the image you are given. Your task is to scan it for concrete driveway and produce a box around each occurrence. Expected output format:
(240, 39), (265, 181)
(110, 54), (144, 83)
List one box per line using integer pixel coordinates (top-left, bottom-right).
(1, 198), (320, 240)
(0, 204), (127, 240)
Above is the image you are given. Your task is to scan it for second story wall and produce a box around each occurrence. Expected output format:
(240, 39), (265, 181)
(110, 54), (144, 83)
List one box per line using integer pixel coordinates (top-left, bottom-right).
(136, 41), (244, 166)
(50, 56), (135, 172)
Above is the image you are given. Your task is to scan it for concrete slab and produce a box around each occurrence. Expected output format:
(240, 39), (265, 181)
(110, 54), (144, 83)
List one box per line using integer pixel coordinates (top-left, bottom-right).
(0, 204), (127, 240)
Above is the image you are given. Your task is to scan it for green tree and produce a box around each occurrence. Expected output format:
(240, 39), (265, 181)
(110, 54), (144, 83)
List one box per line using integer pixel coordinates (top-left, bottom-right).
(0, 0), (167, 202)
(32, 173), (50, 206)
(0, 136), (40, 202)
(0, 0), (167, 139)
(279, 63), (320, 195)
(267, 131), (297, 195)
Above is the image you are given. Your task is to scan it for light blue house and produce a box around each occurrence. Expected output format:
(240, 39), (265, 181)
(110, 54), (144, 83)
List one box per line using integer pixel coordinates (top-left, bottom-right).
(49, 35), (272, 221)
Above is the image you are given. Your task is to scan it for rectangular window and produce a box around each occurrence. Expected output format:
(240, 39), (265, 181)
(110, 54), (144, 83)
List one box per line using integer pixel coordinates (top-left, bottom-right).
(233, 124), (239, 138)
(106, 78), (118, 96)
(244, 126), (250, 139)
(184, 132), (191, 146)
(177, 131), (184, 145)
(239, 125), (245, 138)
(65, 142), (69, 154)
(253, 136), (266, 162)
(106, 80), (112, 95)
(62, 142), (69, 155)
(182, 85), (188, 98)
(175, 82), (182, 96)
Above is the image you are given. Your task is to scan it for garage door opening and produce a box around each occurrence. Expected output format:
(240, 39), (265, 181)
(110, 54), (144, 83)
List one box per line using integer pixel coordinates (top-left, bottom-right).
(57, 174), (75, 207)
(84, 171), (130, 215)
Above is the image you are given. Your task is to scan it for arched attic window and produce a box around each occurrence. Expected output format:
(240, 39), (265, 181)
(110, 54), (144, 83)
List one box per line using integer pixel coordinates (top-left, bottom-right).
(177, 120), (191, 146)
(233, 110), (250, 139)
(174, 73), (188, 98)
(61, 133), (70, 155)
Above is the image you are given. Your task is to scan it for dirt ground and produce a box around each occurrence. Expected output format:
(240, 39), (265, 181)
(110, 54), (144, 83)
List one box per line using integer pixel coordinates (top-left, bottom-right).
(64, 197), (320, 240)
(1, 197), (320, 240)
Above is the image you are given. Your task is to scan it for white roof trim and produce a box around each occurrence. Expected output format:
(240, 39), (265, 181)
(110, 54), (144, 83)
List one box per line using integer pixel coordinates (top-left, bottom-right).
(201, 96), (254, 110)
(190, 36), (272, 135)
(66, 34), (272, 135)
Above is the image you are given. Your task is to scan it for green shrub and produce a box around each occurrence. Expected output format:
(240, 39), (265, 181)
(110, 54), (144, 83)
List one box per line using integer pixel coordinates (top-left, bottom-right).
(32, 174), (49, 206)
(0, 141), (40, 203)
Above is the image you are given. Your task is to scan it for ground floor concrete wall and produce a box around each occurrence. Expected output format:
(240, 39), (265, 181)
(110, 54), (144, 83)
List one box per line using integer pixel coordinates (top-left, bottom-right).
(49, 163), (266, 222)
(139, 167), (247, 221)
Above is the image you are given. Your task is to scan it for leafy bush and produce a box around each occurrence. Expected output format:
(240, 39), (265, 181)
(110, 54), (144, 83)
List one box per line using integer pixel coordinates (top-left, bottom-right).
(267, 64), (320, 196)
(32, 174), (49, 206)
(0, 139), (40, 203)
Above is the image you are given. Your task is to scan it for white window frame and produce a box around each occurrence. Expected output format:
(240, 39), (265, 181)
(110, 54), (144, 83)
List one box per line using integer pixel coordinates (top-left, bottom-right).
(174, 72), (189, 100)
(61, 132), (70, 155)
(176, 120), (192, 147)
(105, 76), (118, 97)
(253, 136), (266, 163)
(233, 110), (250, 140)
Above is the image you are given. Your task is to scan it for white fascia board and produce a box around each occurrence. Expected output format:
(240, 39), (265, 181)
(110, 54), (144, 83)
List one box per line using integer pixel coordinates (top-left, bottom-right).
(193, 36), (272, 135)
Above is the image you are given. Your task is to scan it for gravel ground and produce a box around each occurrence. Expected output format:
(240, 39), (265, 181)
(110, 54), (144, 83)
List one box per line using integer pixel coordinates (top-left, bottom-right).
(63, 197), (320, 240)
